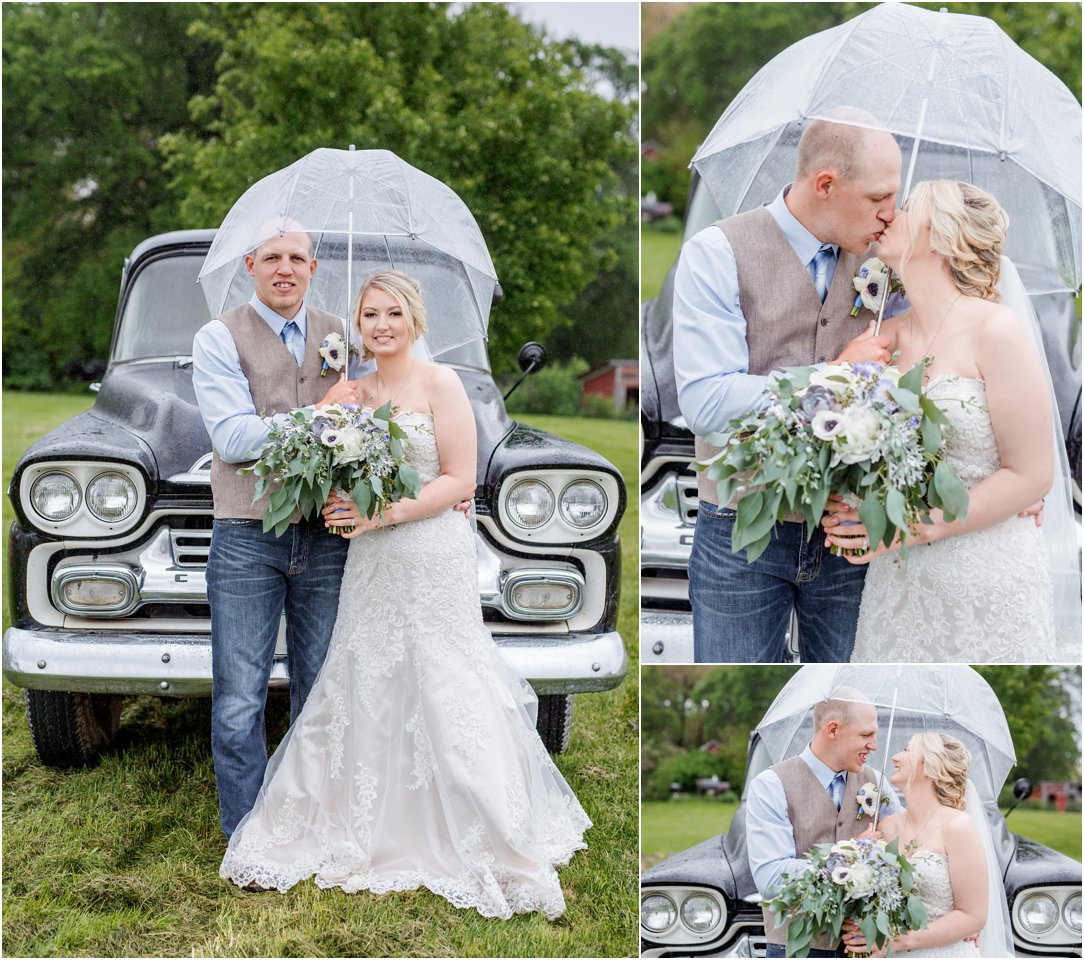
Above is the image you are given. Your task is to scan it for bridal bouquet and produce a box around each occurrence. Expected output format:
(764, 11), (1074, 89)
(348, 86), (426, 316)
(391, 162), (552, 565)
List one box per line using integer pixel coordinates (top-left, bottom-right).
(241, 401), (422, 536)
(697, 360), (970, 562)
(764, 836), (928, 958)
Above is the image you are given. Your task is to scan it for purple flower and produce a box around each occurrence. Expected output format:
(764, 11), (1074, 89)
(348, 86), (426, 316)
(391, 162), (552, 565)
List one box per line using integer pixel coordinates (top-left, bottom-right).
(796, 385), (840, 424)
(849, 361), (883, 378)
(907, 416), (920, 429)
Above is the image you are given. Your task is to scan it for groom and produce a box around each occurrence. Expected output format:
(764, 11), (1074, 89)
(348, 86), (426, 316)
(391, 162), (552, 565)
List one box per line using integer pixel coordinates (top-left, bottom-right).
(673, 110), (902, 663)
(192, 227), (367, 839)
(745, 689), (902, 957)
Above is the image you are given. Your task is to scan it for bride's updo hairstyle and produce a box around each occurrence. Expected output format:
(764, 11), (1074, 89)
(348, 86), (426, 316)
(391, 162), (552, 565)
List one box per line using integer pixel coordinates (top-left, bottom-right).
(909, 733), (971, 810)
(353, 269), (429, 360)
(904, 180), (1008, 303)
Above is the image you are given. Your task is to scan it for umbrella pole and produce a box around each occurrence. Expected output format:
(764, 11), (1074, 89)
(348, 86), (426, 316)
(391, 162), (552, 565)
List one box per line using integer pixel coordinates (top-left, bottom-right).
(878, 11), (943, 336)
(346, 144), (355, 373)
(872, 687), (898, 832)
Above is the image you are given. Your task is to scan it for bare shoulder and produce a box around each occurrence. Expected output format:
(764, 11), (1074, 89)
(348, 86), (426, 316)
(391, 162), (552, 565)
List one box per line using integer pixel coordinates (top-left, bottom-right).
(969, 299), (1028, 346)
(941, 806), (980, 843)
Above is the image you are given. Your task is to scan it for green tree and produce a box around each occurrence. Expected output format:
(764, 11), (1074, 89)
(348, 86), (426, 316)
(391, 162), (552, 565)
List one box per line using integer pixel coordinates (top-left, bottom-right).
(645, 749), (733, 802)
(976, 666), (1080, 783)
(162, 3), (637, 373)
(2, 2), (224, 388)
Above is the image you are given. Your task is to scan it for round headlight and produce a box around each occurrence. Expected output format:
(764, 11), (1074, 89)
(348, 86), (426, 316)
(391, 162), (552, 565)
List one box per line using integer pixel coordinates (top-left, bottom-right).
(641, 893), (677, 934)
(1064, 892), (1082, 933)
(30, 472), (81, 521)
(558, 479), (607, 528)
(506, 479), (555, 529)
(681, 892), (722, 933)
(86, 472), (138, 522)
(1019, 892), (1059, 935)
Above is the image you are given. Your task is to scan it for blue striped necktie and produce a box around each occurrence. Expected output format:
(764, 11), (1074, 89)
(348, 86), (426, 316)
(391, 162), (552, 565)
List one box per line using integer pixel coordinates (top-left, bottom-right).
(280, 320), (303, 366)
(829, 771), (846, 811)
(810, 244), (836, 302)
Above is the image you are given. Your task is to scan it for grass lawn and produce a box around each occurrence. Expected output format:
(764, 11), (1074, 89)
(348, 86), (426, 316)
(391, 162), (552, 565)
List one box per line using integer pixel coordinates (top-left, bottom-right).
(641, 228), (682, 303)
(641, 797), (1083, 874)
(2, 392), (639, 958)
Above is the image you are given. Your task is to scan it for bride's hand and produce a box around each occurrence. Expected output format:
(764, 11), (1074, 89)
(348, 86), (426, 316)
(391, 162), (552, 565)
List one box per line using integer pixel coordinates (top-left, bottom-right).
(821, 498), (890, 564)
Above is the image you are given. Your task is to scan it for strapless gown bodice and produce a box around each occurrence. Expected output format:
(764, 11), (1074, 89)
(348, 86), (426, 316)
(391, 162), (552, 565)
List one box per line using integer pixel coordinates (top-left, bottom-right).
(852, 377), (1055, 662)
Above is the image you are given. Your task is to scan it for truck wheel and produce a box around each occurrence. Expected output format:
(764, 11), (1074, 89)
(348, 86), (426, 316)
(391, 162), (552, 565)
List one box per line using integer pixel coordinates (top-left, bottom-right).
(536, 694), (574, 754)
(24, 690), (123, 768)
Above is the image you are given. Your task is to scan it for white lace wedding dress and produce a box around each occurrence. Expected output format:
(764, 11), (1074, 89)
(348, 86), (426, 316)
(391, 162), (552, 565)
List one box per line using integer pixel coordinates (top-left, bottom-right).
(220, 412), (591, 918)
(891, 851), (979, 958)
(852, 377), (1055, 662)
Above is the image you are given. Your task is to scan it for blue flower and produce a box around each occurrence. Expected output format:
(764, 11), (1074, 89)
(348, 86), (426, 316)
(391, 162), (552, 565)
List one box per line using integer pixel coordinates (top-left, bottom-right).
(849, 361), (883, 378)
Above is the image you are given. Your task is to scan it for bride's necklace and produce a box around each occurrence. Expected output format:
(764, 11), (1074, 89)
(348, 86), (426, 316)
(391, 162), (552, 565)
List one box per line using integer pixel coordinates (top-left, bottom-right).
(902, 804), (944, 850)
(373, 358), (414, 408)
(907, 293), (962, 372)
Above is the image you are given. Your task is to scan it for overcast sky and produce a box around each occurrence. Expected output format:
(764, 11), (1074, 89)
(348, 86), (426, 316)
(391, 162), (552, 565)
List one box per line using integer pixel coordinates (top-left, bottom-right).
(510, 2), (639, 56)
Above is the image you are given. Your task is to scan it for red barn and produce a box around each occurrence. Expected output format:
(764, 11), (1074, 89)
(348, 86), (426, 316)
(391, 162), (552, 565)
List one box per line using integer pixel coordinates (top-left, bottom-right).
(580, 359), (638, 412)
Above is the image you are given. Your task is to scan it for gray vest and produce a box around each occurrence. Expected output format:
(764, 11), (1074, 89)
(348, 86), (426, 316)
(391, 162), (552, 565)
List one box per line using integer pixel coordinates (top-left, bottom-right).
(695, 207), (875, 515)
(762, 755), (880, 951)
(209, 303), (343, 520)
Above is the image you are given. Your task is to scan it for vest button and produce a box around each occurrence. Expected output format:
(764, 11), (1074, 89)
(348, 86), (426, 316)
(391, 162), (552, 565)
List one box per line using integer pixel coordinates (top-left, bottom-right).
(818, 355), (827, 363)
(820, 317), (828, 326)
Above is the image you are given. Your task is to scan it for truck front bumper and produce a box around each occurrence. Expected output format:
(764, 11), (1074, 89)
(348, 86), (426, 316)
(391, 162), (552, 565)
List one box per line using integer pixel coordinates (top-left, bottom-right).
(3, 626), (627, 697)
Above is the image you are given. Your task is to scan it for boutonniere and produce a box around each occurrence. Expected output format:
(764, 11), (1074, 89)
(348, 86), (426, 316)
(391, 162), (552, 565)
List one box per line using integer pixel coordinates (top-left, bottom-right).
(856, 782), (889, 821)
(851, 257), (905, 317)
(318, 333), (361, 377)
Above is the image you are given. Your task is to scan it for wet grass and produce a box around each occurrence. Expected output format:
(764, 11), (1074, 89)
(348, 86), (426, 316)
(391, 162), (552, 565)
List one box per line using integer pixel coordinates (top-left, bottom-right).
(2, 393), (639, 957)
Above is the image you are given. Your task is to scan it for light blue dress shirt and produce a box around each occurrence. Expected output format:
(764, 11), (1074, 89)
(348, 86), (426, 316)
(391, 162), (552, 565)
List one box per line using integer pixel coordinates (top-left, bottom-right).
(192, 295), (371, 463)
(673, 187), (841, 439)
(745, 743), (903, 899)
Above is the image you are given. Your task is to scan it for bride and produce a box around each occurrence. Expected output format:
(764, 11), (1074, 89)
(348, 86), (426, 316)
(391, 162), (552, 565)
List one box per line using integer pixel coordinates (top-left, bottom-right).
(219, 269), (591, 918)
(843, 733), (1012, 957)
(822, 179), (1076, 662)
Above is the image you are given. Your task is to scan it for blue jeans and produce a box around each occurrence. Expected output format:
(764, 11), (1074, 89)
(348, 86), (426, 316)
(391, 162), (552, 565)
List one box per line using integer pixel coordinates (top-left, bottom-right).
(207, 517), (349, 837)
(765, 944), (843, 958)
(689, 502), (866, 663)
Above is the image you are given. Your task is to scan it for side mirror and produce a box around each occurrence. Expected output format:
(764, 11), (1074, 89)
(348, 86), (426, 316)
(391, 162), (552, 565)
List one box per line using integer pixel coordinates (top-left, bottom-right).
(517, 341), (547, 375)
(1003, 777), (1032, 819)
(503, 342), (548, 402)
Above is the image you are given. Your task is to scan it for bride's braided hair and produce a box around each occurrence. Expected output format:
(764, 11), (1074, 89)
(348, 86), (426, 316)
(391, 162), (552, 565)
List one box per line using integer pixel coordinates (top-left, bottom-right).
(904, 180), (1008, 303)
(353, 270), (428, 360)
(910, 732), (971, 810)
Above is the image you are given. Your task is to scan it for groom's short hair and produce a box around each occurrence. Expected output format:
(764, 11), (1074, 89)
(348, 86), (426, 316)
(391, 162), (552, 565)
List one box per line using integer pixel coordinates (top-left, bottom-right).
(813, 686), (874, 731)
(796, 107), (889, 183)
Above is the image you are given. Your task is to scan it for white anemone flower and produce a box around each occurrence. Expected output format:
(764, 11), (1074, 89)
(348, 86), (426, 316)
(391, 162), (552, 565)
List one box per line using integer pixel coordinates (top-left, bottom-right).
(812, 409), (848, 441)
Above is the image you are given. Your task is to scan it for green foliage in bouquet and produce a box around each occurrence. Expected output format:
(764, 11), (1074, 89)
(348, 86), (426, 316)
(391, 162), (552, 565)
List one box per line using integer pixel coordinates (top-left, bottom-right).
(764, 837), (928, 958)
(697, 361), (971, 563)
(243, 401), (422, 537)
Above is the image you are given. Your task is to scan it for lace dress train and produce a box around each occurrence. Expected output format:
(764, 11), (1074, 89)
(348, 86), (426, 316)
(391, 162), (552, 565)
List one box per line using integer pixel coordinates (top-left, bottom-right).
(220, 413), (591, 918)
(852, 377), (1055, 662)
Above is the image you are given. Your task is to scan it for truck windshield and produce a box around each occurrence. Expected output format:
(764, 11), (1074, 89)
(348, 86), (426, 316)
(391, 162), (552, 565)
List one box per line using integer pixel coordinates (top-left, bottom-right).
(111, 252), (490, 370)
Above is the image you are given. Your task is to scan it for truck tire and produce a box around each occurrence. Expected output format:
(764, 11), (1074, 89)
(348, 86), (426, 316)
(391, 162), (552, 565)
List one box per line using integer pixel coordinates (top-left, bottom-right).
(536, 694), (574, 754)
(24, 690), (123, 768)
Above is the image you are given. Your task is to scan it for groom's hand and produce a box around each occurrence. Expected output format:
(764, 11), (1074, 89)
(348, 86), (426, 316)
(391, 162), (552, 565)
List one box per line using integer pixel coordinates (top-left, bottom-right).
(1017, 498), (1045, 527)
(453, 499), (472, 519)
(835, 320), (891, 365)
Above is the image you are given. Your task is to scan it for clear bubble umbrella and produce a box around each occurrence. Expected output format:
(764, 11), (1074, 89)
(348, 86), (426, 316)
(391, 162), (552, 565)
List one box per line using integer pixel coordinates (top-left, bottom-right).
(197, 147), (499, 357)
(754, 664), (1016, 803)
(690, 2), (1082, 295)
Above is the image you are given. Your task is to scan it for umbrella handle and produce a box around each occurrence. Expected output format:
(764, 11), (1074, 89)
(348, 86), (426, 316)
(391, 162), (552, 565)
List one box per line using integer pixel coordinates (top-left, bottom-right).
(872, 688), (899, 831)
